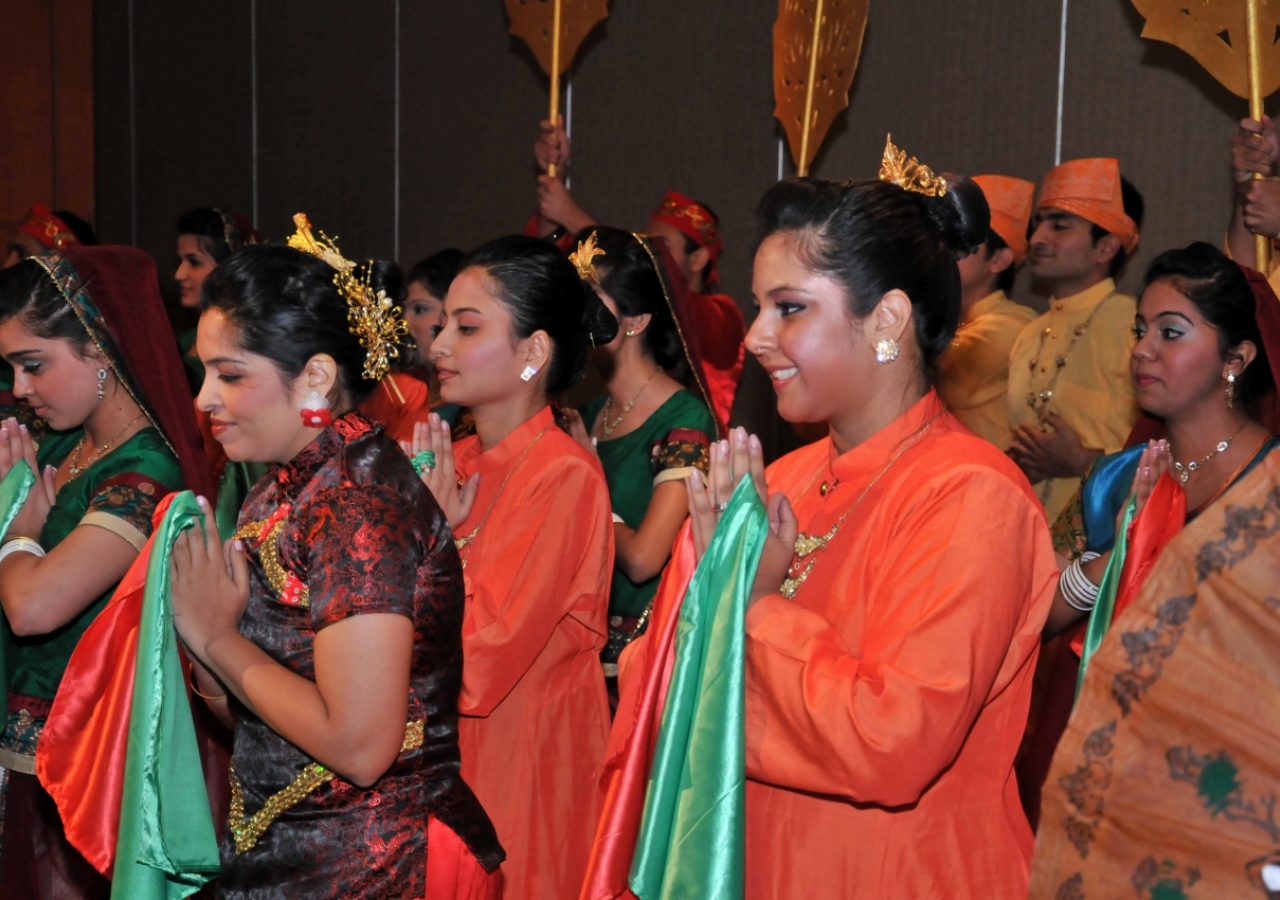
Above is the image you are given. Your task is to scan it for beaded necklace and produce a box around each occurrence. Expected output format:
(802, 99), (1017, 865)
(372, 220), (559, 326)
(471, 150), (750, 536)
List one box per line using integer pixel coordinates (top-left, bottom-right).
(1025, 297), (1111, 428)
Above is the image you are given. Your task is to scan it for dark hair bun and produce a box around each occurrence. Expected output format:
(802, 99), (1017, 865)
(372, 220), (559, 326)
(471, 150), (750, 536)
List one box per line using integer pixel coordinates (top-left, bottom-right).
(202, 244), (386, 406)
(464, 235), (619, 395)
(927, 174), (991, 257)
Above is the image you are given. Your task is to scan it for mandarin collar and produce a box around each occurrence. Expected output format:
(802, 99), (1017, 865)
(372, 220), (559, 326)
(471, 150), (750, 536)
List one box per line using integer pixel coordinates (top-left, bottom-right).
(459, 405), (555, 477)
(275, 411), (375, 498)
(962, 290), (1007, 326)
(827, 390), (946, 485)
(1049, 278), (1116, 315)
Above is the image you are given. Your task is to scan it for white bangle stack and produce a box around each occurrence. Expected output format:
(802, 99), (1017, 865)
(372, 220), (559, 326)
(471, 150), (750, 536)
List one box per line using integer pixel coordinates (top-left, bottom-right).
(1060, 551), (1102, 612)
(0, 537), (46, 563)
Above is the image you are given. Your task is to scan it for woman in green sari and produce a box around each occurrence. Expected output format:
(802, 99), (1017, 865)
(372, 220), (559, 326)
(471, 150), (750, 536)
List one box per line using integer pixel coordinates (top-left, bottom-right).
(564, 227), (717, 684)
(0, 247), (211, 896)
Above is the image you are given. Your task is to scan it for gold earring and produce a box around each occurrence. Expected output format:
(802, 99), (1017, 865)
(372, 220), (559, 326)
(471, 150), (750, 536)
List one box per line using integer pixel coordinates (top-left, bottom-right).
(1227, 372), (1236, 408)
(875, 339), (899, 363)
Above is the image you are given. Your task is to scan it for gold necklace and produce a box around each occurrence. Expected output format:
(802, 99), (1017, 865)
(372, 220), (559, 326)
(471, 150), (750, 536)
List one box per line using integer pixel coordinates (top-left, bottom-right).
(601, 369), (661, 440)
(454, 423), (552, 567)
(68, 413), (146, 477)
(780, 412), (942, 600)
(1171, 424), (1245, 484)
(1025, 297), (1110, 428)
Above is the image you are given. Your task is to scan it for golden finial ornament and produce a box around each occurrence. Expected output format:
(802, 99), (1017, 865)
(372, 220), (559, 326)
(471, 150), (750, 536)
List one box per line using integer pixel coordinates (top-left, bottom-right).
(287, 213), (408, 381)
(569, 231), (606, 284)
(878, 134), (947, 197)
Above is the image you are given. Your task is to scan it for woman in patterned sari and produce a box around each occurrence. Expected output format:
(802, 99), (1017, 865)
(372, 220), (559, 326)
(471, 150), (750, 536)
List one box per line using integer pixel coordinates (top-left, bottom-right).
(0, 247), (211, 897)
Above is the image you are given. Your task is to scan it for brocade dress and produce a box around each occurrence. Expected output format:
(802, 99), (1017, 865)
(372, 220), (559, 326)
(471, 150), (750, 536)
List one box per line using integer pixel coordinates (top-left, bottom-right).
(216, 412), (502, 899)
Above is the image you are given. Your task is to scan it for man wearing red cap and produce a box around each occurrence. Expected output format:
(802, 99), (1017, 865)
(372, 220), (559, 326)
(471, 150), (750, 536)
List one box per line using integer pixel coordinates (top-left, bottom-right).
(528, 119), (745, 433)
(936, 175), (1038, 450)
(3, 203), (84, 269)
(1007, 159), (1144, 522)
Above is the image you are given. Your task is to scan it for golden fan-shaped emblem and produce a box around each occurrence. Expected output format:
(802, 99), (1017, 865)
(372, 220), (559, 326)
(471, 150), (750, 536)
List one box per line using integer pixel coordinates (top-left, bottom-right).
(1131, 0), (1280, 98)
(773, 0), (870, 176)
(505, 0), (610, 77)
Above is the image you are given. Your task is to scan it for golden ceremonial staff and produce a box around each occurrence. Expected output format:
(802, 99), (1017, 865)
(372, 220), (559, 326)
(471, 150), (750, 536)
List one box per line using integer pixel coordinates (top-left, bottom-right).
(1132, 0), (1280, 269)
(773, 0), (870, 177)
(505, 0), (610, 177)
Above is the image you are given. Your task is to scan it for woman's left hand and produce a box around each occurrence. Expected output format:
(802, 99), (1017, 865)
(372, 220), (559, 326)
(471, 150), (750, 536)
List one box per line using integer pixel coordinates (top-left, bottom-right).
(686, 428), (795, 606)
(3, 421), (56, 541)
(171, 497), (250, 659)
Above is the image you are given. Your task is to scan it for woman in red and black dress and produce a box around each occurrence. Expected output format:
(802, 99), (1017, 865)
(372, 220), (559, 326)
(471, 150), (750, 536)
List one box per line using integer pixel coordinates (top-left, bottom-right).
(170, 232), (502, 899)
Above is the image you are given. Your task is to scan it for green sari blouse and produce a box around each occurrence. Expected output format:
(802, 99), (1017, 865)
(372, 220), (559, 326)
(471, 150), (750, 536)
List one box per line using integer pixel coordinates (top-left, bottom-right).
(580, 389), (714, 623)
(2, 427), (181, 702)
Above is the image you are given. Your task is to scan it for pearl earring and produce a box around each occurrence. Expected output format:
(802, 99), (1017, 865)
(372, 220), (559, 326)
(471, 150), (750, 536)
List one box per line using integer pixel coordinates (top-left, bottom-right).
(521, 366), (538, 382)
(875, 339), (899, 364)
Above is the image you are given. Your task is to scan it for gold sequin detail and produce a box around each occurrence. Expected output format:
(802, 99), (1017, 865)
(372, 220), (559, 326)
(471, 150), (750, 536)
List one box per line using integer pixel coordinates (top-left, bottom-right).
(234, 518), (311, 609)
(227, 720), (425, 854)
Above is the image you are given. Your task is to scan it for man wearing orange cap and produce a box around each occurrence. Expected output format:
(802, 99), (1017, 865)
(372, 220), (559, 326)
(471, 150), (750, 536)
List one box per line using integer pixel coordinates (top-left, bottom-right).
(528, 119), (746, 433)
(935, 175), (1038, 449)
(1007, 159), (1144, 523)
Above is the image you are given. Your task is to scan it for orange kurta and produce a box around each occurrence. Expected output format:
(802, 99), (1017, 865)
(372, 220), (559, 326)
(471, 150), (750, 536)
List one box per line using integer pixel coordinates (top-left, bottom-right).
(743, 391), (1058, 899)
(453, 405), (613, 900)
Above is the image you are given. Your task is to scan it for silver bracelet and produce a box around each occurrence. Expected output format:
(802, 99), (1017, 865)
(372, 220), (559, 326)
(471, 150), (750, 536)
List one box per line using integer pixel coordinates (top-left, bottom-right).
(1060, 551), (1102, 612)
(0, 537), (46, 564)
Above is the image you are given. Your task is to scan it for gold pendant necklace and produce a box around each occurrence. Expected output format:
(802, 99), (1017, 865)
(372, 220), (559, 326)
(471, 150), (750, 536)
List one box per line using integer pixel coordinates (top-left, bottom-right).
(68, 413), (146, 478)
(454, 423), (552, 567)
(780, 412), (942, 600)
(1171, 424), (1245, 484)
(1025, 299), (1109, 429)
(601, 369), (661, 440)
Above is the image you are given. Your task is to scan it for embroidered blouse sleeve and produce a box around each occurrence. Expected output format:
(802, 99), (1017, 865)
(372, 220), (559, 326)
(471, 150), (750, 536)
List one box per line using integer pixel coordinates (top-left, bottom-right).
(303, 484), (422, 629)
(649, 427), (712, 487)
(80, 446), (181, 551)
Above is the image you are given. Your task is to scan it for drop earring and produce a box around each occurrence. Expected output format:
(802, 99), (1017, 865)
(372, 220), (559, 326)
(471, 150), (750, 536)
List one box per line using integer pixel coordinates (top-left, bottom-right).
(875, 339), (899, 363)
(97, 367), (108, 400)
(1227, 372), (1236, 409)
(299, 389), (333, 428)
(521, 366), (538, 382)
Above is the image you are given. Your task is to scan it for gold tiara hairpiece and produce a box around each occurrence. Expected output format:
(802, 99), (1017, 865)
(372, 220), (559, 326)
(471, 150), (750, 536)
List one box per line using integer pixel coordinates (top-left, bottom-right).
(879, 134), (947, 198)
(569, 231), (606, 284)
(287, 213), (408, 382)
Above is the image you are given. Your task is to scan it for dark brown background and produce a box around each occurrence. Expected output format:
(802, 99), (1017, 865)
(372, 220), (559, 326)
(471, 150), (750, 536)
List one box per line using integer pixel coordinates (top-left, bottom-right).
(79, 0), (1263, 455)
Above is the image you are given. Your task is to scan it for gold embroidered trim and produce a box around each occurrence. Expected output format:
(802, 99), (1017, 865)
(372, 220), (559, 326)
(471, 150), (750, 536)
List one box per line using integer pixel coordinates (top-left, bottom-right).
(228, 720), (425, 854)
(234, 518), (311, 609)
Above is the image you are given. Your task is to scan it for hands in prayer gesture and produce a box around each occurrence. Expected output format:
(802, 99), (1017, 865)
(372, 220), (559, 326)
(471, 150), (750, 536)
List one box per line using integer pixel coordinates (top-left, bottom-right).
(0, 418), (55, 541)
(170, 497), (251, 659)
(560, 409), (598, 458)
(402, 413), (479, 532)
(1127, 439), (1173, 524)
(686, 427), (798, 608)
(1009, 413), (1100, 483)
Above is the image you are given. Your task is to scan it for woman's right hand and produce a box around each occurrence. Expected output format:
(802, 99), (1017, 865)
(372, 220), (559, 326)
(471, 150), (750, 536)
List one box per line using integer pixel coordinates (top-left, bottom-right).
(402, 414), (478, 532)
(0, 418), (31, 481)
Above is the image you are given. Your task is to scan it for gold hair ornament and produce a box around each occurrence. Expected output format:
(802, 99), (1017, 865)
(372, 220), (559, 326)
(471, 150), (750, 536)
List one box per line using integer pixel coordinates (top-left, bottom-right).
(287, 213), (408, 381)
(878, 134), (947, 197)
(569, 231), (606, 284)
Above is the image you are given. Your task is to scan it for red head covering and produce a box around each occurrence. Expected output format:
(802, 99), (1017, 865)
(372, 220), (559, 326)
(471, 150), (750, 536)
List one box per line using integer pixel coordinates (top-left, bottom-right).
(649, 191), (724, 288)
(631, 233), (722, 440)
(1038, 158), (1139, 254)
(18, 203), (80, 251)
(973, 175), (1035, 265)
(31, 247), (214, 500)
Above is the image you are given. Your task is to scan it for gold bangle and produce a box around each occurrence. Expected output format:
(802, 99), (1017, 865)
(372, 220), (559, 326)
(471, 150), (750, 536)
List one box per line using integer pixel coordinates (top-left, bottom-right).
(189, 661), (227, 702)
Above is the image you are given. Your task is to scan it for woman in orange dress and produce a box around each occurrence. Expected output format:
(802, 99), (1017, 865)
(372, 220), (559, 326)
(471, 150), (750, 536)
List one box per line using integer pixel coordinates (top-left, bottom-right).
(409, 235), (617, 900)
(686, 167), (1060, 897)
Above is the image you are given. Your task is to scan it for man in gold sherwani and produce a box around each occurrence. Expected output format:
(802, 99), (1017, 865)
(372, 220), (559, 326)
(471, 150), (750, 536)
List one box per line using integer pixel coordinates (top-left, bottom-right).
(1007, 159), (1144, 523)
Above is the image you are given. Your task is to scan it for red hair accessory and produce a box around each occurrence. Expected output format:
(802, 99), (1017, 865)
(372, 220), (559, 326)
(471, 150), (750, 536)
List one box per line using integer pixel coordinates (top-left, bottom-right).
(19, 203), (80, 251)
(649, 191), (724, 287)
